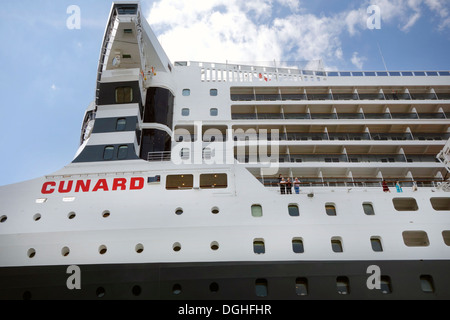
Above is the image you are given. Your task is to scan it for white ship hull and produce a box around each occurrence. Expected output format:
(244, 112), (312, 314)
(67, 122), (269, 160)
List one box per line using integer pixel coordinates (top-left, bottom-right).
(1, 2), (450, 300)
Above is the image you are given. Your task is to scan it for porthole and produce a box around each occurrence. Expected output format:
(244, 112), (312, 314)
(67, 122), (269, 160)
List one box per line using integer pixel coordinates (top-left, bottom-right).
(210, 241), (219, 251)
(102, 210), (110, 218)
(61, 247), (70, 257)
(0, 215), (7, 223)
(175, 208), (183, 215)
(135, 243), (144, 254)
(209, 282), (219, 293)
(99, 245), (108, 255)
(33, 213), (41, 221)
(27, 248), (36, 259)
(211, 207), (219, 214)
(132, 285), (142, 296)
(173, 242), (181, 252)
(68, 212), (76, 220)
(173, 284), (182, 295)
(96, 287), (106, 298)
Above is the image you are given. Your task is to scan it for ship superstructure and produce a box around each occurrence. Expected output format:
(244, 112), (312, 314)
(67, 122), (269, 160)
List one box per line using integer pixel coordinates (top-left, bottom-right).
(1, 2), (450, 300)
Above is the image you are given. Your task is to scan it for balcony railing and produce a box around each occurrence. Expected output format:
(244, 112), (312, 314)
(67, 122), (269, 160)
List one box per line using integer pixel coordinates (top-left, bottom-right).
(231, 112), (447, 120)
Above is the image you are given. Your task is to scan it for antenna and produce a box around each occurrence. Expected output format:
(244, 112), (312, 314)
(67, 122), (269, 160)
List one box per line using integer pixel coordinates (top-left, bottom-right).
(377, 42), (388, 72)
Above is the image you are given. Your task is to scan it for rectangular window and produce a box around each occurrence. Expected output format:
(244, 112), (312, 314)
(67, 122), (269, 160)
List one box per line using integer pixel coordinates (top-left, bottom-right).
(182, 89), (191, 96)
(210, 108), (218, 116)
(288, 204), (300, 217)
(331, 237), (343, 252)
(295, 278), (308, 296)
(443, 231), (450, 246)
(402, 231), (430, 247)
(336, 276), (350, 294)
(325, 203), (337, 216)
(251, 204), (263, 217)
(166, 175), (194, 190)
(370, 237), (383, 252)
(115, 87), (133, 104)
(393, 198), (418, 211)
(117, 145), (128, 160)
(255, 279), (268, 297)
(116, 118), (127, 131)
(181, 108), (190, 116)
(210, 89), (218, 96)
(430, 197), (450, 211)
(253, 238), (265, 254)
(292, 238), (304, 253)
(380, 276), (392, 294)
(363, 203), (375, 215)
(103, 146), (115, 160)
(200, 174), (227, 189)
(420, 275), (434, 293)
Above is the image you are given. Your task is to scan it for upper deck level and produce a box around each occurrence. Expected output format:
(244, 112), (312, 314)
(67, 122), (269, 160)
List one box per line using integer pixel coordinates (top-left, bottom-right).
(172, 61), (450, 86)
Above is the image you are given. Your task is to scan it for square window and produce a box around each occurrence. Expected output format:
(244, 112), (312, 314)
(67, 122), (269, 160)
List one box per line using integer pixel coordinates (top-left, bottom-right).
(115, 87), (133, 103)
(182, 89), (191, 96)
(363, 203), (375, 215)
(253, 239), (265, 254)
(420, 275), (434, 293)
(210, 108), (218, 116)
(181, 108), (190, 116)
(210, 89), (218, 96)
(252, 205), (263, 217)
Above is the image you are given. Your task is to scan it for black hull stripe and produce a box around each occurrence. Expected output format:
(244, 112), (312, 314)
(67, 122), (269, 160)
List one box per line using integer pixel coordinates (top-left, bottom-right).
(1, 260), (449, 300)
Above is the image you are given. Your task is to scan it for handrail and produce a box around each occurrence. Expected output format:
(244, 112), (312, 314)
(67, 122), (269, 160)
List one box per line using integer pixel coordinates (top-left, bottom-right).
(147, 151), (171, 162)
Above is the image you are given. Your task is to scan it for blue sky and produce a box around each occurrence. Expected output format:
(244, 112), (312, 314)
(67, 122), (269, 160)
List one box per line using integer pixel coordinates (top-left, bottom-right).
(0, 0), (449, 186)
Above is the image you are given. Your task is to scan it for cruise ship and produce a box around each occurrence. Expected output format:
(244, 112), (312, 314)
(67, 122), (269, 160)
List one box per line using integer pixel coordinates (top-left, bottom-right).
(1, 2), (450, 300)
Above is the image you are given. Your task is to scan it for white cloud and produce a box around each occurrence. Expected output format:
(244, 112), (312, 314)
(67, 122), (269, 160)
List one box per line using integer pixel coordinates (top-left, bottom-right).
(147, 0), (347, 66)
(351, 52), (367, 69)
(145, 0), (450, 70)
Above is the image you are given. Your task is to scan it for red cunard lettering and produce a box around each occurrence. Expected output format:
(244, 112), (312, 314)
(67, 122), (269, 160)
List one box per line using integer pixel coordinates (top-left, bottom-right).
(112, 178), (127, 191)
(92, 179), (109, 192)
(58, 181), (74, 193)
(130, 177), (145, 190)
(41, 178), (145, 194)
(42, 182), (56, 194)
(75, 179), (91, 193)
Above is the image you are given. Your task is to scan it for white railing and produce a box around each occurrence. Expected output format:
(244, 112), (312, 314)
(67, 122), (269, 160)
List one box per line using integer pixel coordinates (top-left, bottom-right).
(147, 151), (171, 162)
